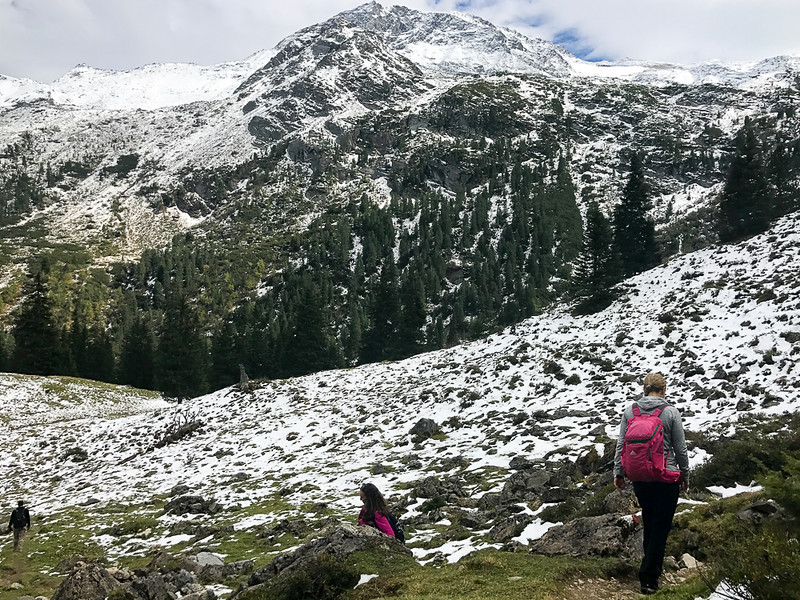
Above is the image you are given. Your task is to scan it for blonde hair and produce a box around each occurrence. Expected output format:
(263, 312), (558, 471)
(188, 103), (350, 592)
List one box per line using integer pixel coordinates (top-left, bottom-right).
(643, 372), (666, 395)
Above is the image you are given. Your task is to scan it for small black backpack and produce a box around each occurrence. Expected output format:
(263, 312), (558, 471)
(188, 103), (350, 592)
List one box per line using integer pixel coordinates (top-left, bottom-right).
(386, 513), (405, 544)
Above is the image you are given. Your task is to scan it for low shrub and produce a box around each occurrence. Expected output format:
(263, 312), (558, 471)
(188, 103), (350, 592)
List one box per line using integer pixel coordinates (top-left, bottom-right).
(690, 413), (800, 487)
(246, 553), (359, 600)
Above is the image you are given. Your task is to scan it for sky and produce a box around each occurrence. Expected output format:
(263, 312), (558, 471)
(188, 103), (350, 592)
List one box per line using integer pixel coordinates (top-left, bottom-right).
(2, 0), (799, 83)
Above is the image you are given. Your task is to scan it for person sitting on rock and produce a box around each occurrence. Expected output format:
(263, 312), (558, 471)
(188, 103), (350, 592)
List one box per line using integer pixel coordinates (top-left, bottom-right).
(357, 483), (395, 538)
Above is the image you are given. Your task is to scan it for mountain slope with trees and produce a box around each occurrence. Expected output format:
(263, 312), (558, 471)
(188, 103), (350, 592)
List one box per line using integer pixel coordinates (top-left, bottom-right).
(1, 3), (799, 395)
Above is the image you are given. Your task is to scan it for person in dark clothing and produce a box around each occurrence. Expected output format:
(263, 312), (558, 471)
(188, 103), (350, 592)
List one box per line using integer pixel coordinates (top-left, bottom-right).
(8, 500), (31, 552)
(613, 373), (690, 595)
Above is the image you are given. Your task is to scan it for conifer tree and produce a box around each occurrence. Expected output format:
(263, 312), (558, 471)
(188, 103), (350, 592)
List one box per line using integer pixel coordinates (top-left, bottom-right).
(397, 266), (426, 354)
(613, 153), (660, 276)
(85, 329), (115, 382)
(547, 156), (583, 267)
(210, 319), (241, 391)
(280, 276), (342, 377)
(717, 119), (770, 242)
(0, 331), (13, 372)
(118, 313), (155, 390)
(12, 266), (60, 375)
(573, 201), (621, 313)
(156, 293), (208, 398)
(361, 259), (401, 363)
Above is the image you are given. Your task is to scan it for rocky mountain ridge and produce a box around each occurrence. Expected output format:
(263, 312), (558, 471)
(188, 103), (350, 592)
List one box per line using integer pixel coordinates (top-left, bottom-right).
(1, 0), (798, 278)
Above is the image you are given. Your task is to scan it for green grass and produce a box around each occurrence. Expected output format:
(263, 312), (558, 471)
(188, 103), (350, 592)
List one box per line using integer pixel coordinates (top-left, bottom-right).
(347, 551), (631, 600)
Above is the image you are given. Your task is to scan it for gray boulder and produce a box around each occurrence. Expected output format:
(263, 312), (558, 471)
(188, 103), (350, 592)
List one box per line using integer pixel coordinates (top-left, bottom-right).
(164, 495), (222, 515)
(736, 500), (779, 524)
(409, 418), (440, 439)
(51, 563), (121, 600)
(488, 514), (535, 542)
(500, 468), (551, 503)
(412, 475), (465, 501)
(509, 456), (534, 471)
(130, 572), (177, 600)
(601, 488), (638, 514)
(179, 554), (255, 584)
(529, 513), (643, 559)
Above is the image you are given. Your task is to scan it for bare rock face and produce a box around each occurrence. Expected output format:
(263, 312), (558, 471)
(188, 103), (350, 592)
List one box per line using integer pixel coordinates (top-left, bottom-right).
(529, 513), (643, 559)
(51, 563), (121, 600)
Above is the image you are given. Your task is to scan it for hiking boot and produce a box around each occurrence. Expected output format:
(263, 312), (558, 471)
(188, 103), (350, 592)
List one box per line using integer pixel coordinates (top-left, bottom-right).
(641, 584), (658, 595)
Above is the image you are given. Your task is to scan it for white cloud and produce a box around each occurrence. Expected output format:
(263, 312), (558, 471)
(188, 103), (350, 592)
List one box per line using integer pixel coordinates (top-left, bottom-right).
(1, 0), (798, 82)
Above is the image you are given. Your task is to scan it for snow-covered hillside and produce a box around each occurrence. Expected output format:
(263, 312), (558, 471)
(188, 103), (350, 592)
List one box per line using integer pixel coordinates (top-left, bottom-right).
(1, 211), (798, 562)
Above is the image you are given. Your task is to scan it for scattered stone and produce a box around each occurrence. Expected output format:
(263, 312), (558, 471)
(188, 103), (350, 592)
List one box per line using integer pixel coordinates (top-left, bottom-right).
(736, 500), (779, 524)
(108, 567), (134, 582)
(55, 556), (95, 574)
(164, 496), (221, 516)
(409, 418), (440, 439)
(412, 475), (465, 501)
(680, 553), (702, 569)
(170, 484), (191, 497)
(194, 553), (224, 567)
(500, 468), (550, 503)
(257, 518), (311, 541)
(663, 556), (679, 571)
(509, 456), (534, 471)
(476, 492), (502, 512)
(233, 523), (409, 599)
(62, 447), (89, 462)
(130, 571), (177, 600)
(488, 514), (535, 542)
(601, 488), (638, 514)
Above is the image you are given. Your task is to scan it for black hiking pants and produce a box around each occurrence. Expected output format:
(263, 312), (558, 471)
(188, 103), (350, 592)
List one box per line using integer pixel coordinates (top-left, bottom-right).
(633, 481), (680, 589)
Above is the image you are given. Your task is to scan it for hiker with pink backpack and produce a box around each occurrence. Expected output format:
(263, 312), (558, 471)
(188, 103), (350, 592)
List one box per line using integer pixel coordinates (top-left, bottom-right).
(613, 372), (689, 596)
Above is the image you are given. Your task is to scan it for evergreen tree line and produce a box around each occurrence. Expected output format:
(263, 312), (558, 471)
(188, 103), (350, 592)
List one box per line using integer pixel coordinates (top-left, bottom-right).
(571, 118), (800, 313)
(3, 119), (798, 395)
(717, 117), (800, 242)
(1, 142), (584, 395)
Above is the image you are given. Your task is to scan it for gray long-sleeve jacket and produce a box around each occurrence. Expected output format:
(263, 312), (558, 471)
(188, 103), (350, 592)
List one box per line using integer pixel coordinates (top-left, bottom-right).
(613, 396), (690, 481)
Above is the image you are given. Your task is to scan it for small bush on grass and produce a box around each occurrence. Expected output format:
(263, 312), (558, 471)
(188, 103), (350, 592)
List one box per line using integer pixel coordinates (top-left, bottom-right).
(705, 522), (800, 600)
(244, 553), (359, 600)
(690, 413), (800, 488)
(762, 454), (800, 521)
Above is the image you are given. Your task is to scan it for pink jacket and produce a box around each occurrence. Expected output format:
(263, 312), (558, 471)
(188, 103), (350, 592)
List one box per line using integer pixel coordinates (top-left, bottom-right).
(358, 507), (395, 537)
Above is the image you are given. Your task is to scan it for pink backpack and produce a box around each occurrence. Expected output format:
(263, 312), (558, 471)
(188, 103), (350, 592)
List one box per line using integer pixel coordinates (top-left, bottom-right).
(621, 405), (681, 483)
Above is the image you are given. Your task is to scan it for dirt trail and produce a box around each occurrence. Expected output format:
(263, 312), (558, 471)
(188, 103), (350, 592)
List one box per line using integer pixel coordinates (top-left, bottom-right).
(556, 568), (703, 600)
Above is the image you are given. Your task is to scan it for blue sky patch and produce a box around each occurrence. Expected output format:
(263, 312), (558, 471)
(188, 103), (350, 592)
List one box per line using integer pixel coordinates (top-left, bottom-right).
(553, 28), (605, 61)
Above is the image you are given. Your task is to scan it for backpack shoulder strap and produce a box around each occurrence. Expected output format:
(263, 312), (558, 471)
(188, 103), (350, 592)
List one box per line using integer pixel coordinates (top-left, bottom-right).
(651, 403), (669, 417)
(631, 403), (641, 417)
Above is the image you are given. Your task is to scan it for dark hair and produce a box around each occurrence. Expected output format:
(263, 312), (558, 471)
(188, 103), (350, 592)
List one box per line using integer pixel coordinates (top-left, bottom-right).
(360, 483), (388, 517)
(17, 501), (24, 507)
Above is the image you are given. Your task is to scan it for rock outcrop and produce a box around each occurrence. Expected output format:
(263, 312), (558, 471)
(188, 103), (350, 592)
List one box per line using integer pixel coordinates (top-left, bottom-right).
(529, 513), (643, 559)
